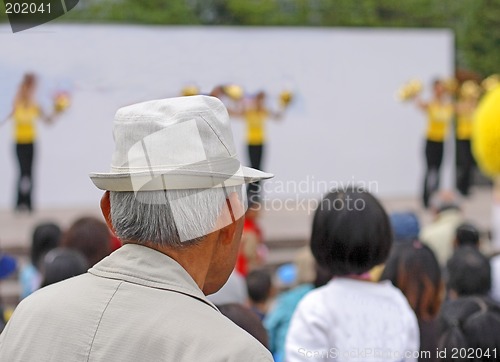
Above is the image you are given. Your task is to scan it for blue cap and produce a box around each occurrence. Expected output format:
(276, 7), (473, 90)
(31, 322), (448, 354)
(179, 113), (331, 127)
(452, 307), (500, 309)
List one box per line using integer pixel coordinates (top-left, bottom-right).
(0, 254), (17, 279)
(390, 212), (420, 243)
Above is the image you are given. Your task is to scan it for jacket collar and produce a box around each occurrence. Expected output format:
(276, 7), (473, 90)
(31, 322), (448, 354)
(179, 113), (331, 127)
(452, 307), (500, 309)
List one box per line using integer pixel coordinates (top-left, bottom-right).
(88, 243), (217, 310)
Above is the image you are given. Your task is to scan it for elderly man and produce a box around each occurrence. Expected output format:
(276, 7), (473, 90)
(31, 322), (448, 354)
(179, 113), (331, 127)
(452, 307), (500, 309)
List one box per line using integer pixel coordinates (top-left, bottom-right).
(0, 96), (274, 361)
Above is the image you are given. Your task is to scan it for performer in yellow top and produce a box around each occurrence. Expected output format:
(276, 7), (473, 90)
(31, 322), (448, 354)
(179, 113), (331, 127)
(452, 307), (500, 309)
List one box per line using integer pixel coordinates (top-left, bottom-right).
(2, 74), (54, 212)
(235, 91), (283, 203)
(415, 79), (454, 208)
(455, 88), (478, 196)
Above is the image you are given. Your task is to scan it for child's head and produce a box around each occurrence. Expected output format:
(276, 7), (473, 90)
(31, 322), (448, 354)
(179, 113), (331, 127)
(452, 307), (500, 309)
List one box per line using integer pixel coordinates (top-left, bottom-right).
(446, 247), (491, 298)
(246, 269), (272, 305)
(310, 188), (392, 277)
(32, 222), (62, 269)
(381, 241), (443, 320)
(40, 248), (88, 288)
(455, 223), (480, 249)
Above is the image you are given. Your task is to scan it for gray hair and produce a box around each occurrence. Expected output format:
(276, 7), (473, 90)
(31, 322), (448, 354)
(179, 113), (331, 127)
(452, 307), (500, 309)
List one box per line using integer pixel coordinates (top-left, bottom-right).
(109, 185), (245, 248)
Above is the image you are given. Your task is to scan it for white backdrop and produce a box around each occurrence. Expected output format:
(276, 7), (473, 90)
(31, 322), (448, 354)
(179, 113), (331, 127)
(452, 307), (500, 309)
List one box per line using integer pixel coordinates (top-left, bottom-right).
(0, 25), (454, 208)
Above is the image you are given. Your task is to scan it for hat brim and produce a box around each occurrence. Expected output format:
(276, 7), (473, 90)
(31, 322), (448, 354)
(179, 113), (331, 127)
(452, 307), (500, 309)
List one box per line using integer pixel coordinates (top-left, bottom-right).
(89, 166), (273, 191)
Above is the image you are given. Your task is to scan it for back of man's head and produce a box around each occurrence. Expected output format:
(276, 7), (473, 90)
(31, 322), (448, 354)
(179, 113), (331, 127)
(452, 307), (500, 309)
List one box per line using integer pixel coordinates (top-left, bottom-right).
(447, 247), (491, 297)
(455, 223), (480, 248)
(246, 269), (272, 304)
(32, 222), (61, 268)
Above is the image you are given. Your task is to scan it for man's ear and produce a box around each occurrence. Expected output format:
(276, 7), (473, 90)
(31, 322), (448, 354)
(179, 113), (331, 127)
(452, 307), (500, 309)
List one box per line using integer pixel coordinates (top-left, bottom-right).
(100, 191), (116, 234)
(218, 219), (238, 246)
(215, 191), (245, 246)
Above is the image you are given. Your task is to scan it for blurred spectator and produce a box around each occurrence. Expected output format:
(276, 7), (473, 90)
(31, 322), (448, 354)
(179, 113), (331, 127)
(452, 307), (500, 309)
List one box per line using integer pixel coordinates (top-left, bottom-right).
(19, 222), (61, 298)
(454, 222), (480, 249)
(490, 254), (500, 303)
(40, 248), (88, 288)
(493, 185), (500, 251)
(217, 303), (269, 349)
(0, 253), (17, 333)
(265, 248), (331, 362)
(292, 246), (317, 285)
(62, 216), (111, 267)
(390, 211), (420, 244)
(438, 296), (500, 361)
(275, 263), (297, 289)
(0, 254), (17, 280)
(420, 191), (464, 266)
(492, 187), (500, 302)
(375, 211), (422, 281)
(236, 203), (267, 276)
(447, 247), (491, 299)
(286, 188), (419, 362)
(246, 269), (273, 321)
(381, 241), (443, 362)
(207, 269), (248, 305)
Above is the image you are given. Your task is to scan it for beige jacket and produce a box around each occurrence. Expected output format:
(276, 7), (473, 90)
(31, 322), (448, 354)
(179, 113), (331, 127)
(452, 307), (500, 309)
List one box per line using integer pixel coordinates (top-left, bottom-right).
(420, 209), (464, 267)
(0, 244), (273, 362)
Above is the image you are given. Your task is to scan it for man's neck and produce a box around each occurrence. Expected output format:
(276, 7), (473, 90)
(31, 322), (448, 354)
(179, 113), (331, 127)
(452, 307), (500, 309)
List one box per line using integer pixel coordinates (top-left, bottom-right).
(142, 240), (215, 292)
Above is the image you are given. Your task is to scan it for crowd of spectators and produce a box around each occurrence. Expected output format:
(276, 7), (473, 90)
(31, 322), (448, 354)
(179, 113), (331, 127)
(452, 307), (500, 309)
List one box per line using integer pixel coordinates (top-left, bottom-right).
(0, 96), (498, 361)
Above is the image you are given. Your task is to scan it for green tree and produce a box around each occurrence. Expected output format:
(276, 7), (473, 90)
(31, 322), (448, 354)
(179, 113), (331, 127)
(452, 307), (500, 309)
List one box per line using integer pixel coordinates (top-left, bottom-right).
(67, 0), (198, 24)
(0, 0), (498, 75)
(457, 0), (500, 76)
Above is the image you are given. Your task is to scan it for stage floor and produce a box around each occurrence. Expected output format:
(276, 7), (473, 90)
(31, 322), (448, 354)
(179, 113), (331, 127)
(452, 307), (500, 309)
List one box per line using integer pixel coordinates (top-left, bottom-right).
(0, 186), (494, 249)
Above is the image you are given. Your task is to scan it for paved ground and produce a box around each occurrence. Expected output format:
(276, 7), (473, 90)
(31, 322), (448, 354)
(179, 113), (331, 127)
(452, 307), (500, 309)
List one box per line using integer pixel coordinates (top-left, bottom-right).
(0, 186), (495, 307)
(0, 186), (494, 248)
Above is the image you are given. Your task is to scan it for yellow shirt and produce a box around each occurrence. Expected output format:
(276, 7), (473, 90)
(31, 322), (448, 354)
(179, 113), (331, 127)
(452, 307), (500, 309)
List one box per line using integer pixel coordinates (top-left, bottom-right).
(426, 102), (454, 142)
(245, 109), (268, 145)
(456, 113), (474, 140)
(13, 103), (40, 144)
(456, 102), (475, 141)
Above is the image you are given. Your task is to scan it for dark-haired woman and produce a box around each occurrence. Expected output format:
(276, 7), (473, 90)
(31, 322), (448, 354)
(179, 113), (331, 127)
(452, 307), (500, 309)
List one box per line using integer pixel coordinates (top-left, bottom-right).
(285, 188), (419, 361)
(381, 242), (443, 362)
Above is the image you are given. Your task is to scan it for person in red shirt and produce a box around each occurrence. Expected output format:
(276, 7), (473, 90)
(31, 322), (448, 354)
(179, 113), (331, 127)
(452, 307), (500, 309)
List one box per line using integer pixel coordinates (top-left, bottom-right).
(236, 202), (267, 276)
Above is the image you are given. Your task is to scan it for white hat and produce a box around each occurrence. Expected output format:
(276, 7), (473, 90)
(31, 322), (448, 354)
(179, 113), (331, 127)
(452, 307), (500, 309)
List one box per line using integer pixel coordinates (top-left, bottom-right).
(89, 95), (273, 191)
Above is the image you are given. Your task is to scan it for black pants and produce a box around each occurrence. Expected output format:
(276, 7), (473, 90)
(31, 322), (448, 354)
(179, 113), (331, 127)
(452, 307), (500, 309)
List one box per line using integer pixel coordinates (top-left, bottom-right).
(423, 140), (443, 208)
(15, 143), (34, 211)
(247, 144), (264, 204)
(456, 139), (475, 196)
